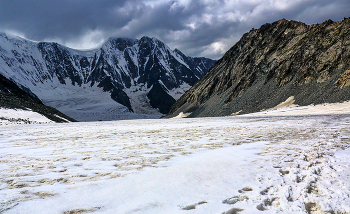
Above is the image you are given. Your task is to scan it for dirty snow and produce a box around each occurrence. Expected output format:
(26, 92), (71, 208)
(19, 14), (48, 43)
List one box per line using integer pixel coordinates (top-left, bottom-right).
(265, 96), (297, 111)
(1, 104), (350, 213)
(239, 100), (350, 117)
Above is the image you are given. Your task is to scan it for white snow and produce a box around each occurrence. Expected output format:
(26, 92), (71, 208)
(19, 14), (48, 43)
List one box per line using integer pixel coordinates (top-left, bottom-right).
(170, 49), (191, 70)
(0, 108), (53, 125)
(168, 82), (192, 100)
(238, 100), (350, 117)
(171, 112), (191, 119)
(266, 96), (297, 110)
(1, 102), (350, 213)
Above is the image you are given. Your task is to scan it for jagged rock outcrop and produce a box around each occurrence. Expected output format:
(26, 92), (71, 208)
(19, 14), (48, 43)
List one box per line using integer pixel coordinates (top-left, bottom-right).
(167, 18), (350, 118)
(0, 34), (215, 121)
(0, 72), (76, 122)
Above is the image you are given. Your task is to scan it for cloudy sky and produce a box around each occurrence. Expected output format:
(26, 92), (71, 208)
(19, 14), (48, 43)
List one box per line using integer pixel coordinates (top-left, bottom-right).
(0, 0), (349, 59)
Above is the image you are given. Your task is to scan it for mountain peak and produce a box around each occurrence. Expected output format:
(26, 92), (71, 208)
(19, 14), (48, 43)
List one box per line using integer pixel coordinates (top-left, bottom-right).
(0, 32), (7, 38)
(139, 36), (164, 45)
(104, 37), (137, 51)
(139, 36), (152, 42)
(0, 33), (216, 121)
(107, 37), (137, 43)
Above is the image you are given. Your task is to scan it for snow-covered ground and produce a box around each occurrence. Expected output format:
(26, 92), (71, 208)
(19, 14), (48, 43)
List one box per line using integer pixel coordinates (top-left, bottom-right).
(0, 108), (54, 125)
(238, 99), (350, 117)
(1, 104), (350, 213)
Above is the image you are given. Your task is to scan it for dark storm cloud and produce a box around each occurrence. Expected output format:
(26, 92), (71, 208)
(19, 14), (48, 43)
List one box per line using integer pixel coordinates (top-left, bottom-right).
(0, 0), (349, 59)
(0, 0), (132, 39)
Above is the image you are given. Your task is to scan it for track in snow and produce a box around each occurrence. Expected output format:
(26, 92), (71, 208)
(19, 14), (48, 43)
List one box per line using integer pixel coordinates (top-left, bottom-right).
(1, 115), (350, 213)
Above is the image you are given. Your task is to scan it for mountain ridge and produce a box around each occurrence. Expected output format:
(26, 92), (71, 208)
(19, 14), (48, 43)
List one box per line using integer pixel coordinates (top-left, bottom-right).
(167, 17), (350, 118)
(0, 33), (216, 121)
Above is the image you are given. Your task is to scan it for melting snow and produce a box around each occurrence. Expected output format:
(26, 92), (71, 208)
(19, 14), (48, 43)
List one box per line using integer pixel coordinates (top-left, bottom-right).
(1, 103), (350, 213)
(239, 100), (350, 117)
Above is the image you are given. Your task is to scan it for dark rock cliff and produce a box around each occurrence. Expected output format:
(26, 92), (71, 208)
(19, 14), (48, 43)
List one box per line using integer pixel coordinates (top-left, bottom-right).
(0, 72), (76, 122)
(167, 18), (350, 118)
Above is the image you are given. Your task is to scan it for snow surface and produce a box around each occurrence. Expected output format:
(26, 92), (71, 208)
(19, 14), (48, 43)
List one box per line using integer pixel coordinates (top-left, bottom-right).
(0, 108), (53, 125)
(238, 100), (350, 117)
(171, 112), (191, 119)
(1, 103), (350, 213)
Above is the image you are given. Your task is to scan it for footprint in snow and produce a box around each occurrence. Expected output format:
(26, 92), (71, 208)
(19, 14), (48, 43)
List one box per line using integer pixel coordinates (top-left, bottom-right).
(221, 208), (244, 214)
(179, 201), (208, 210)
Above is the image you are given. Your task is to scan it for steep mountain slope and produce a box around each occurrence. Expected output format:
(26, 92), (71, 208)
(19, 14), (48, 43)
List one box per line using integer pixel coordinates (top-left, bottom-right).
(167, 18), (350, 118)
(0, 72), (76, 123)
(0, 34), (215, 121)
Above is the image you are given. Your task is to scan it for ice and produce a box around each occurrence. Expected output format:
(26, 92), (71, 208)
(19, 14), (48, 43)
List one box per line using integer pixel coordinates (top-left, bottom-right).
(34, 77), (160, 121)
(1, 105), (350, 213)
(123, 83), (163, 116)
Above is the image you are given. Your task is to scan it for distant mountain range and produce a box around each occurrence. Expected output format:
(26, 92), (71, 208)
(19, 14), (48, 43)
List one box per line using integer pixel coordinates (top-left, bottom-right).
(168, 18), (350, 118)
(0, 33), (215, 121)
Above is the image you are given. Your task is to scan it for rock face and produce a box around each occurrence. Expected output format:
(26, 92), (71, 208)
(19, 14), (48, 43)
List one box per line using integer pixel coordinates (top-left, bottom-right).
(167, 18), (350, 118)
(0, 34), (215, 121)
(0, 72), (76, 122)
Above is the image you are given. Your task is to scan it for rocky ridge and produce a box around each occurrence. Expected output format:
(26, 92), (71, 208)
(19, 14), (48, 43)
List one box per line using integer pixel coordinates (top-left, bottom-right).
(167, 18), (350, 118)
(0, 72), (76, 123)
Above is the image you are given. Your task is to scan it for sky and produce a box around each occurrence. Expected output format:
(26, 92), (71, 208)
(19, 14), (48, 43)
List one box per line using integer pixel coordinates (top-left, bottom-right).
(0, 0), (349, 59)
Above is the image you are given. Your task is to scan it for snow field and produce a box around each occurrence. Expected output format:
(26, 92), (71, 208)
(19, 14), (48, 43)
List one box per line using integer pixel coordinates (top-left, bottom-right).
(0, 108), (53, 125)
(1, 115), (350, 213)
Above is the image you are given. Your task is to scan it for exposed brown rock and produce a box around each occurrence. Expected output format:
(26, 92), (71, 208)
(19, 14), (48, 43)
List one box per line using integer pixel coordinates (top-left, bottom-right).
(335, 69), (350, 88)
(167, 18), (350, 118)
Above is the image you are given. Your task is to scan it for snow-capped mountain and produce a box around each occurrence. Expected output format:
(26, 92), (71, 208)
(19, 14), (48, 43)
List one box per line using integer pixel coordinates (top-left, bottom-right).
(0, 33), (215, 121)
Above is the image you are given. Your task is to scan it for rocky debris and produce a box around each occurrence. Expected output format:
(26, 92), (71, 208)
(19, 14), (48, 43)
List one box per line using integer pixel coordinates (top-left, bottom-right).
(167, 18), (350, 118)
